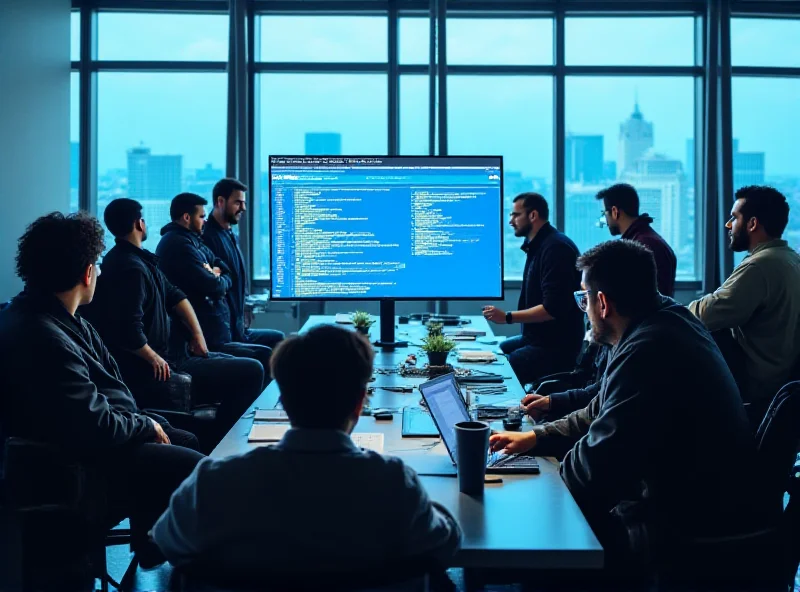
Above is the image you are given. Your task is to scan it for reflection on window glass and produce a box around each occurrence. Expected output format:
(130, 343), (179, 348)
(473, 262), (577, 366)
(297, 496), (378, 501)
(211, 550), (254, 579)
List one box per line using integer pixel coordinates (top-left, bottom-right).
(71, 11), (80, 61)
(448, 76), (553, 279)
(71, 72), (79, 212)
(564, 77), (697, 280)
(259, 16), (387, 62)
(566, 18), (695, 66)
(732, 18), (800, 68)
(399, 17), (430, 65)
(447, 18), (553, 65)
(97, 73), (227, 252)
(98, 13), (229, 61)
(732, 77), (800, 266)
(255, 74), (388, 279)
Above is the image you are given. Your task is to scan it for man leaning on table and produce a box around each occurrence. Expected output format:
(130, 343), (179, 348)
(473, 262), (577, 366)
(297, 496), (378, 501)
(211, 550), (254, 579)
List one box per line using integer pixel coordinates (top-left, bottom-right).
(489, 240), (769, 583)
(152, 324), (461, 577)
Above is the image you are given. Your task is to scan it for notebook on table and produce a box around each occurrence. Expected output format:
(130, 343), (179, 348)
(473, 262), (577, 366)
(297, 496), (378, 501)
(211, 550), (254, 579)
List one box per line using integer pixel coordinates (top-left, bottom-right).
(248, 425), (384, 453)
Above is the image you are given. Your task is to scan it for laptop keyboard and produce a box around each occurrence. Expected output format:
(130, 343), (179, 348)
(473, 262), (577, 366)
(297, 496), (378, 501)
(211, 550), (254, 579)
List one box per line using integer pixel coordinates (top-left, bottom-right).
(487, 452), (538, 469)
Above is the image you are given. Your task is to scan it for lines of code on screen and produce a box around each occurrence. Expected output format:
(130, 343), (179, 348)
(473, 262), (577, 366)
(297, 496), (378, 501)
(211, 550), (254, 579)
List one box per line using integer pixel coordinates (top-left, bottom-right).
(269, 156), (502, 299)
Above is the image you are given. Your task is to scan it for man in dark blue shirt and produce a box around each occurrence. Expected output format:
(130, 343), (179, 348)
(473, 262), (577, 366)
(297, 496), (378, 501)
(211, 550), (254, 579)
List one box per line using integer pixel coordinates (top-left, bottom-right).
(202, 178), (284, 352)
(483, 192), (584, 385)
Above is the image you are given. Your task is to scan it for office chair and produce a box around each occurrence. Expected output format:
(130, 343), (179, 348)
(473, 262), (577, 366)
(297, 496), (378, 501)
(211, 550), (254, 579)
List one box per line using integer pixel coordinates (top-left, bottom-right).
(0, 437), (138, 592)
(658, 380), (800, 591)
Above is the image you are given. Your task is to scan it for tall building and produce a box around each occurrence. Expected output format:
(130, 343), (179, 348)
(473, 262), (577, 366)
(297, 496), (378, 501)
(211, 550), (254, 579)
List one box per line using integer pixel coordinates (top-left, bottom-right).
(620, 152), (685, 248)
(127, 146), (182, 201)
(685, 138), (695, 186)
(565, 134), (603, 183)
(603, 161), (617, 181)
(618, 102), (654, 174)
(305, 132), (342, 156)
(732, 138), (765, 189)
(565, 182), (609, 254)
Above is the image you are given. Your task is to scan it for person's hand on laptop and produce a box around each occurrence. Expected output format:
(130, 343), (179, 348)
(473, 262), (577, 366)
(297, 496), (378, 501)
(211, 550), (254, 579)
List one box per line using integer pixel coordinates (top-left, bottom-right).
(489, 431), (536, 455)
(520, 393), (550, 420)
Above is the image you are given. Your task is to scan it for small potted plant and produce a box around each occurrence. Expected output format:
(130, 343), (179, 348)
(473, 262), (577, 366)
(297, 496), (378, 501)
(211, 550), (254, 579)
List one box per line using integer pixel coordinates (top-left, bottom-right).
(421, 333), (456, 367)
(351, 311), (374, 336)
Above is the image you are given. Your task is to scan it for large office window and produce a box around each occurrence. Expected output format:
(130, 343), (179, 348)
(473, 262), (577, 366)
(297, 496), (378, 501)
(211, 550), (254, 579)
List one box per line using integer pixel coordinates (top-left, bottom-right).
(732, 18), (800, 260)
(564, 17), (699, 282)
(254, 14), (389, 280)
(94, 12), (228, 252)
(446, 17), (554, 281)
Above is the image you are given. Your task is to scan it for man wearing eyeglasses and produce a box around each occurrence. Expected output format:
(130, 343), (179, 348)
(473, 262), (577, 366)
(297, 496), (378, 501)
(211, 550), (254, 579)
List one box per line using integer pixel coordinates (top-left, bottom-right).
(689, 185), (800, 424)
(489, 240), (767, 583)
(596, 183), (676, 297)
(482, 192), (584, 386)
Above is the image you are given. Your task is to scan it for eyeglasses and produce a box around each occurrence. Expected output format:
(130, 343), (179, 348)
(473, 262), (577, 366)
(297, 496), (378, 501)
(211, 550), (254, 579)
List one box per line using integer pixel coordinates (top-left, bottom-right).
(573, 289), (596, 312)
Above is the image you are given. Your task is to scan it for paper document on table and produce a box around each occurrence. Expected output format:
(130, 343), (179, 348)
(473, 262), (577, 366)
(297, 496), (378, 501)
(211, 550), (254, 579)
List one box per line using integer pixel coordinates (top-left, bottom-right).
(254, 408), (289, 422)
(335, 313), (354, 324)
(457, 351), (497, 363)
(248, 423), (290, 442)
(351, 433), (385, 453)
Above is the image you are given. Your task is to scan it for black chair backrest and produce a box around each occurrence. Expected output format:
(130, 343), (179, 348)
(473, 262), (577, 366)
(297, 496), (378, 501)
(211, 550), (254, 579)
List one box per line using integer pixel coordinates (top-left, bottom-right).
(755, 381), (800, 503)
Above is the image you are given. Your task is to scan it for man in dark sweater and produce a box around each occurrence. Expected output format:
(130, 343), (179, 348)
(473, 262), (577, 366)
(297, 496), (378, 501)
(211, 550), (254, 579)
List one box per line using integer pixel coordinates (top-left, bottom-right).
(83, 199), (264, 449)
(597, 183), (677, 296)
(483, 192), (584, 385)
(156, 192), (272, 388)
(202, 178), (284, 352)
(0, 213), (204, 569)
(490, 240), (768, 582)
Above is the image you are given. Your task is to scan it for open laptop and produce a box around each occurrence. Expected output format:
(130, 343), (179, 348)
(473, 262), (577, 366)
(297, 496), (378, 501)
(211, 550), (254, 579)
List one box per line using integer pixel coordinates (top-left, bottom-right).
(419, 373), (539, 474)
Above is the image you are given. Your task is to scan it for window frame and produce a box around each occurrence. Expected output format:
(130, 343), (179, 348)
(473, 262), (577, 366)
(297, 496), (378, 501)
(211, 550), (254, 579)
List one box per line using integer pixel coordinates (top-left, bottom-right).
(72, 0), (800, 293)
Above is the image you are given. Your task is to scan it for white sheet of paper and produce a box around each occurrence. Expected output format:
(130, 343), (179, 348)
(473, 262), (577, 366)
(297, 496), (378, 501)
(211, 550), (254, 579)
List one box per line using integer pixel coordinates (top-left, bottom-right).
(335, 313), (354, 324)
(351, 433), (385, 453)
(248, 423), (290, 442)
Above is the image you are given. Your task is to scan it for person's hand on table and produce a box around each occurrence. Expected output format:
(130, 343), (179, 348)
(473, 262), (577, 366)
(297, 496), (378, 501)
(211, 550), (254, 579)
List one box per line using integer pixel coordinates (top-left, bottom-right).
(489, 431), (536, 455)
(520, 393), (551, 420)
(482, 305), (505, 324)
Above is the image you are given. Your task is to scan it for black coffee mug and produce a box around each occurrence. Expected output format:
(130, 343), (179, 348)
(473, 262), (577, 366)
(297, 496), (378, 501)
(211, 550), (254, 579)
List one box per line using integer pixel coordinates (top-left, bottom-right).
(454, 421), (490, 495)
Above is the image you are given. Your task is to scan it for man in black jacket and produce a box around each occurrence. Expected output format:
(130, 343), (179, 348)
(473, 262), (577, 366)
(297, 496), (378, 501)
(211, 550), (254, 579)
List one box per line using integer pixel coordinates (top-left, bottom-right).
(83, 199), (264, 449)
(482, 192), (584, 385)
(156, 192), (272, 387)
(489, 240), (769, 582)
(202, 178), (284, 351)
(0, 212), (204, 569)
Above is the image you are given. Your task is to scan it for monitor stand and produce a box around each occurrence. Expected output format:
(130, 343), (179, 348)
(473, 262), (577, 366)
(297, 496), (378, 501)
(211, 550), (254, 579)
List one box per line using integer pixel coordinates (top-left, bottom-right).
(373, 300), (408, 350)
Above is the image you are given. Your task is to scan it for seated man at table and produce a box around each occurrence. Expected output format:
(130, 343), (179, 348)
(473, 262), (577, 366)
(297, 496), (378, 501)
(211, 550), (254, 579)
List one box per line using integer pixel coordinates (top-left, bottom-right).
(152, 324), (461, 579)
(0, 212), (205, 572)
(489, 240), (770, 582)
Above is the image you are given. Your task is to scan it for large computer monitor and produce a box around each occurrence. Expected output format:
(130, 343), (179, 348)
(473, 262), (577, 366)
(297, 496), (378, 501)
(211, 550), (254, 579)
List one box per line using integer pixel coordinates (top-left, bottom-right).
(269, 155), (504, 348)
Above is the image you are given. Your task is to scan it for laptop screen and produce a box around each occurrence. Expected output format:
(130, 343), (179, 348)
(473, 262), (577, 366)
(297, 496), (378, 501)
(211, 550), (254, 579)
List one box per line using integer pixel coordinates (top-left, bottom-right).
(419, 374), (471, 463)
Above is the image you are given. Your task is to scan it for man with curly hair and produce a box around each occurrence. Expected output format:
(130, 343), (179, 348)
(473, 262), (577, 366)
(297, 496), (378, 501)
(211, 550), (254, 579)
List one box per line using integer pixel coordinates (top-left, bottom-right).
(0, 212), (205, 571)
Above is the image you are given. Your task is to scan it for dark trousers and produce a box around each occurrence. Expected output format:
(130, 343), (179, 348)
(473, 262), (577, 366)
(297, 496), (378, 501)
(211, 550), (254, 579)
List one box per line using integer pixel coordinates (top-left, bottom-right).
(176, 352), (265, 446)
(711, 330), (767, 427)
(500, 335), (574, 386)
(218, 341), (273, 391)
(243, 329), (285, 376)
(105, 426), (204, 563)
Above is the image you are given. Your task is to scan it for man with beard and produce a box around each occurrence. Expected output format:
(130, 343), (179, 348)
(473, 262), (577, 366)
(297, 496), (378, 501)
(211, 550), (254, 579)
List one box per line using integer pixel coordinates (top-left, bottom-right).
(202, 178), (284, 352)
(482, 192), (584, 385)
(488, 240), (769, 584)
(597, 183), (676, 296)
(689, 185), (800, 423)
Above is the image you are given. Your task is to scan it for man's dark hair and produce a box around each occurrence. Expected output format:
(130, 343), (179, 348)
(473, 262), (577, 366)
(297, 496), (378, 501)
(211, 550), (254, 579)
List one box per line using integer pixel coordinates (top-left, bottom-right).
(577, 239), (659, 318)
(212, 178), (248, 205)
(104, 198), (143, 238)
(513, 192), (549, 221)
(16, 212), (106, 293)
(170, 192), (208, 221)
(271, 324), (374, 430)
(735, 185), (790, 239)
(596, 183), (640, 217)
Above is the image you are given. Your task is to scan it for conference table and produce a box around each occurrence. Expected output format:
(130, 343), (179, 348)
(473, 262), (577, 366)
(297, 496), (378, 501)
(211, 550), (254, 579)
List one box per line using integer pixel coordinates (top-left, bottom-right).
(212, 315), (603, 579)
